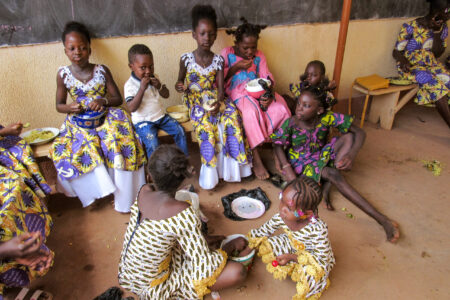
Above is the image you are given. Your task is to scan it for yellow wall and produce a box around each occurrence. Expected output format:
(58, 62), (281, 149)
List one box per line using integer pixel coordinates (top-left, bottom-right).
(1, 17), (448, 129)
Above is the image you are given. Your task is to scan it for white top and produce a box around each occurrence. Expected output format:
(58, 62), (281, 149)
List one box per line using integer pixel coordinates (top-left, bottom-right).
(124, 73), (165, 124)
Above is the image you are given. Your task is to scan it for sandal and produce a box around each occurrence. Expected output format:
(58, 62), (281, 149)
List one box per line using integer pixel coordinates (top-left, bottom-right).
(14, 288), (53, 300)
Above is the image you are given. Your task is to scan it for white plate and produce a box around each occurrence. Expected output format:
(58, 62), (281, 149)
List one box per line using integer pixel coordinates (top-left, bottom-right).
(231, 196), (266, 219)
(20, 127), (59, 145)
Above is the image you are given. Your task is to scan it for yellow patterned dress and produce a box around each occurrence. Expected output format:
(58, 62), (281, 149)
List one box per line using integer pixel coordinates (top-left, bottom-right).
(118, 201), (227, 299)
(395, 20), (450, 105)
(248, 214), (334, 300)
(0, 131), (53, 295)
(51, 65), (146, 212)
(181, 52), (251, 189)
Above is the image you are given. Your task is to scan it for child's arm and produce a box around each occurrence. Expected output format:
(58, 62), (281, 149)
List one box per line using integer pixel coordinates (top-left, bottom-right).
(0, 122), (23, 136)
(149, 76), (169, 99)
(126, 76), (151, 112)
(56, 72), (82, 114)
(175, 57), (187, 93)
(274, 145), (296, 182)
(335, 124), (366, 170)
(224, 59), (252, 83)
(100, 65), (123, 107)
(248, 214), (282, 238)
(216, 63), (225, 102)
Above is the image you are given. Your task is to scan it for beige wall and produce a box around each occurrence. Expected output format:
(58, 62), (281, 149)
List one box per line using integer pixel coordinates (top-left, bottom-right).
(1, 17), (448, 129)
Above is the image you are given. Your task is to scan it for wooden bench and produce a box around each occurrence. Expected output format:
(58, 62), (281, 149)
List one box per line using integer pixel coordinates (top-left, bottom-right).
(32, 121), (194, 158)
(348, 83), (419, 130)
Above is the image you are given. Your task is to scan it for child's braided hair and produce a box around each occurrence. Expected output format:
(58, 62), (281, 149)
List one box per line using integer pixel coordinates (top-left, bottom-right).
(226, 17), (267, 42)
(148, 145), (191, 194)
(300, 81), (333, 111)
(285, 176), (322, 215)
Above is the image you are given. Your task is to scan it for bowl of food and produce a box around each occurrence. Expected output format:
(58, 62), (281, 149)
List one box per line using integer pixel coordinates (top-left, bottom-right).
(166, 105), (189, 123)
(245, 78), (271, 99)
(220, 234), (255, 267)
(72, 110), (106, 129)
(20, 127), (59, 145)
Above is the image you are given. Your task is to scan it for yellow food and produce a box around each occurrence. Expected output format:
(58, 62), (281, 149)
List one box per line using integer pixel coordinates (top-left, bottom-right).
(24, 130), (54, 144)
(23, 122), (30, 128)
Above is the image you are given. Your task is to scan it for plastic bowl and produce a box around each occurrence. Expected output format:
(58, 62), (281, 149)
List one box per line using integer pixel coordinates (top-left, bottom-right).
(72, 110), (106, 129)
(220, 234), (255, 266)
(167, 105), (189, 123)
(245, 78), (271, 99)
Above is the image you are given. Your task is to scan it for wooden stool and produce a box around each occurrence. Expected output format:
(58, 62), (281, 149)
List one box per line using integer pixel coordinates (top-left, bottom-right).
(348, 82), (418, 129)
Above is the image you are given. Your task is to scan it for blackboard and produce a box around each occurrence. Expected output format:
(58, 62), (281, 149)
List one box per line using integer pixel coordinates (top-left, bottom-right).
(0, 0), (429, 47)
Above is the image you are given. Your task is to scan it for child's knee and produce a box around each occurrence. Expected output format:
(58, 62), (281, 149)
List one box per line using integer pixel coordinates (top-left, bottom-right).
(230, 262), (247, 284)
(322, 167), (342, 183)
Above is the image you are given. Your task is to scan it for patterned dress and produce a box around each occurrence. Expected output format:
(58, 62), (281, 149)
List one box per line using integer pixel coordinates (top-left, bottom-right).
(271, 112), (353, 182)
(51, 65), (146, 211)
(248, 214), (334, 300)
(221, 47), (291, 149)
(395, 20), (450, 105)
(118, 201), (227, 299)
(182, 52), (248, 167)
(0, 129), (53, 295)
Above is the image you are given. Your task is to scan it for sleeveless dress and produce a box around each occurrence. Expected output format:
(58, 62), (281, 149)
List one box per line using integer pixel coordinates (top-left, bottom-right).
(221, 47), (291, 149)
(248, 214), (334, 300)
(0, 130), (53, 295)
(50, 65), (146, 212)
(119, 201), (227, 299)
(181, 52), (251, 190)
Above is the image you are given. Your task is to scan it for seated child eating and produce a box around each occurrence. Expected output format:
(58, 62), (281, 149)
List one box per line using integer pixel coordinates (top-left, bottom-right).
(247, 176), (334, 299)
(125, 44), (188, 159)
(119, 144), (248, 299)
(272, 83), (400, 243)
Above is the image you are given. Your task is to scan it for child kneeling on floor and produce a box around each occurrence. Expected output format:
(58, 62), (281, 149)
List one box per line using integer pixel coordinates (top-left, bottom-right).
(247, 176), (334, 300)
(125, 44), (188, 159)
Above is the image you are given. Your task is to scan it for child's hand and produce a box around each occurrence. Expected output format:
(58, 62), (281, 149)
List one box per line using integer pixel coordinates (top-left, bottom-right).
(175, 81), (187, 93)
(335, 154), (355, 171)
(235, 59), (252, 70)
(1, 122), (23, 136)
(209, 101), (221, 115)
(259, 96), (273, 110)
(149, 76), (162, 90)
(276, 253), (296, 266)
(0, 232), (42, 259)
(140, 76), (151, 91)
(88, 99), (106, 112)
(222, 237), (248, 255)
(68, 102), (83, 113)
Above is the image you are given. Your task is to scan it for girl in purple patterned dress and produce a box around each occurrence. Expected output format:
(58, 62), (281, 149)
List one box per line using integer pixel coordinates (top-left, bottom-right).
(0, 123), (53, 298)
(271, 85), (400, 243)
(51, 22), (146, 212)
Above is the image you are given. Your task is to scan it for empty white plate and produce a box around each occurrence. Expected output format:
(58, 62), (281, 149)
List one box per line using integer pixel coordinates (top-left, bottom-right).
(231, 196), (266, 219)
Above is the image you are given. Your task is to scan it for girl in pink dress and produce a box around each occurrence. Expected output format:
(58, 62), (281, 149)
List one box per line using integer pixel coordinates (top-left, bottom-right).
(221, 19), (291, 180)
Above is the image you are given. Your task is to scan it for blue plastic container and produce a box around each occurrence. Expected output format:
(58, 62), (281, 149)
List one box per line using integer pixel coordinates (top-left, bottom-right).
(72, 110), (106, 129)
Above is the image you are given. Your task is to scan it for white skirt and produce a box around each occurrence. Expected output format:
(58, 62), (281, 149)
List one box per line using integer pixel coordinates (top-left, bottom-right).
(199, 123), (252, 190)
(56, 164), (146, 213)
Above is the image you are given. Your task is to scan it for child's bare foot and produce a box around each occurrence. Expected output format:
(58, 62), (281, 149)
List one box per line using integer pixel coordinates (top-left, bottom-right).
(383, 220), (400, 243)
(252, 147), (269, 180)
(321, 181), (334, 210)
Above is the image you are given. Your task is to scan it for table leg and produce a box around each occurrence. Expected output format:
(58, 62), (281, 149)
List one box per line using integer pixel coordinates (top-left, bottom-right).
(360, 94), (370, 128)
(368, 91), (400, 130)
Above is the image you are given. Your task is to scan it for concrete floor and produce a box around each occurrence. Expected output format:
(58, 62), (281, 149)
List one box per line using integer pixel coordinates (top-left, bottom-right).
(24, 102), (449, 299)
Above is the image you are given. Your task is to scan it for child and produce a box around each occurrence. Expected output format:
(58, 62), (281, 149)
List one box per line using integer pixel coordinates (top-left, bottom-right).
(125, 44), (188, 159)
(175, 5), (251, 190)
(221, 18), (291, 180)
(289, 60), (337, 111)
(51, 22), (146, 213)
(118, 145), (248, 299)
(248, 176), (334, 300)
(271, 84), (400, 243)
(0, 122), (53, 298)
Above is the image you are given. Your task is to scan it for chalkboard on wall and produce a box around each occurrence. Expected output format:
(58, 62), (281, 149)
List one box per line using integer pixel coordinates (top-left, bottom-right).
(0, 0), (429, 47)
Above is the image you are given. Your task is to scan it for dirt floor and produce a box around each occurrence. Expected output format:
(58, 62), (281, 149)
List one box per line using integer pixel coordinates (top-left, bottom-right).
(20, 102), (449, 299)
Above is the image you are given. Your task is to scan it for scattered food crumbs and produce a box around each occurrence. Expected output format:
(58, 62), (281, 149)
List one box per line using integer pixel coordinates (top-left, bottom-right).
(376, 249), (386, 260)
(236, 285), (247, 292)
(346, 213), (354, 219)
(257, 283), (262, 290)
(23, 122), (30, 128)
(341, 207), (347, 211)
(107, 244), (110, 249)
(69, 242), (73, 246)
(114, 237), (117, 241)
(422, 160), (442, 176)
(421, 251), (431, 258)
